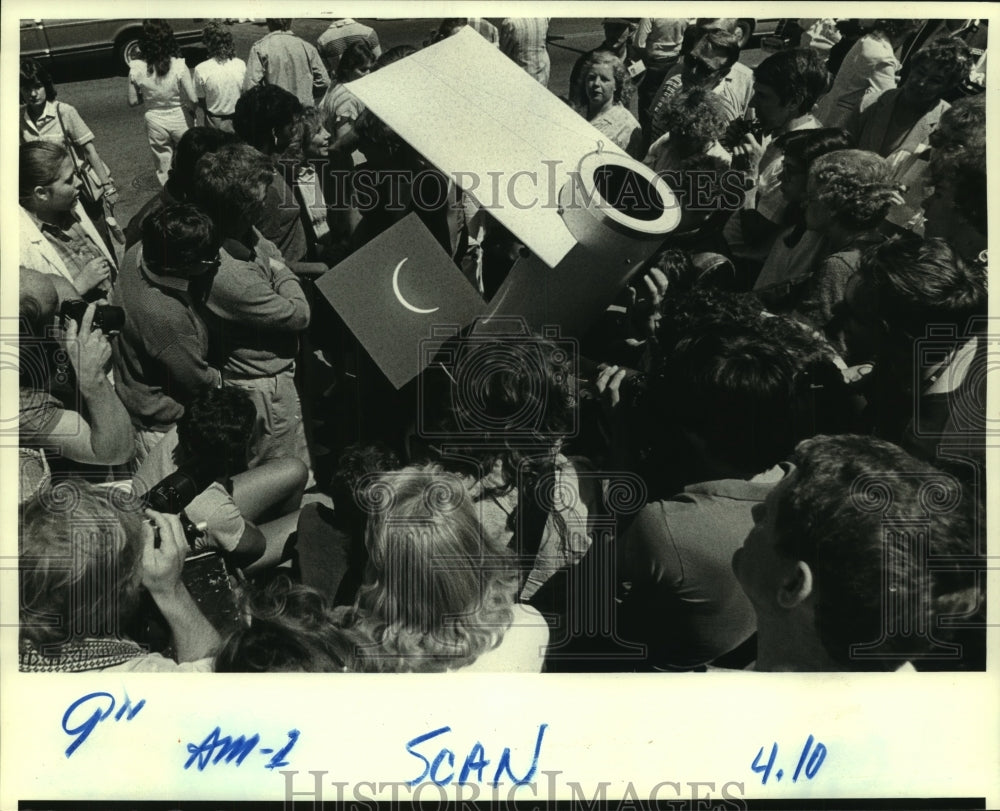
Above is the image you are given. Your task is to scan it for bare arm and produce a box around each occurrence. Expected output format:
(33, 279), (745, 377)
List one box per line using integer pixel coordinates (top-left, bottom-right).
(44, 305), (135, 465)
(142, 511), (221, 663)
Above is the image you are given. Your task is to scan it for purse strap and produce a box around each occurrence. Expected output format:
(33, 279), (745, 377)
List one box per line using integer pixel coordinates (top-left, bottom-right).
(53, 102), (82, 172)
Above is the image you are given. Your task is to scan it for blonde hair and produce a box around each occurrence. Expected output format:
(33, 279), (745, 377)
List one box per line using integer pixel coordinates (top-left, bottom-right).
(340, 464), (519, 672)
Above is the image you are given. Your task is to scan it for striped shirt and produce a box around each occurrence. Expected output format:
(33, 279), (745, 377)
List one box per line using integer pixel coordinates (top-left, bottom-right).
(500, 18), (551, 86)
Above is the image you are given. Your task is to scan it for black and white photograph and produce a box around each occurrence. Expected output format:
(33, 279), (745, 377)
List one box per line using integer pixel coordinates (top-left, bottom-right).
(3, 4), (997, 809)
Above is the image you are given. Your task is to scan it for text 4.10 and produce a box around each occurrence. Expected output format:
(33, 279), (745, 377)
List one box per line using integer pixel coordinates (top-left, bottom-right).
(751, 735), (827, 785)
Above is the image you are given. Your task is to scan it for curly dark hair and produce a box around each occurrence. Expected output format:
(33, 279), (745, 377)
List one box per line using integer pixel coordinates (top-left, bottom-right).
(141, 203), (220, 277)
(336, 39), (376, 82)
(216, 576), (359, 672)
(233, 84), (304, 156)
(140, 19), (181, 78)
(176, 385), (257, 477)
(907, 37), (974, 91)
(753, 48), (829, 114)
(202, 21), (236, 61)
(856, 234), (987, 339)
(809, 149), (900, 230)
(19, 57), (57, 101)
(774, 434), (977, 670)
(658, 88), (730, 146)
(190, 142), (275, 237)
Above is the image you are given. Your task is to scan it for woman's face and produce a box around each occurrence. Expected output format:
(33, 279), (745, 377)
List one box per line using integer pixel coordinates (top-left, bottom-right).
(779, 156), (808, 203)
(306, 124), (331, 157)
(585, 63), (617, 108)
(21, 80), (47, 108)
(902, 59), (956, 107)
(38, 157), (81, 212)
(344, 59), (373, 83)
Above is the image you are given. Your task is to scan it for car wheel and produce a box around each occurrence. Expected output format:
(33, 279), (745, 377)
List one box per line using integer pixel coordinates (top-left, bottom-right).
(115, 31), (142, 74)
(735, 19), (755, 48)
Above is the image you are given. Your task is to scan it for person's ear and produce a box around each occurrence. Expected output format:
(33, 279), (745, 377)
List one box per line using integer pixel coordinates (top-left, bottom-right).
(32, 185), (51, 206)
(777, 560), (813, 609)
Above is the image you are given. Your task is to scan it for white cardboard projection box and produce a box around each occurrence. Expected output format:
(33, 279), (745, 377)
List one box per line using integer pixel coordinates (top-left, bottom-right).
(316, 27), (681, 388)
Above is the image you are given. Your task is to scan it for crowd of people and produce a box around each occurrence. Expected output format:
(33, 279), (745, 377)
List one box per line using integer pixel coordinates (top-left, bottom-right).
(18, 17), (987, 674)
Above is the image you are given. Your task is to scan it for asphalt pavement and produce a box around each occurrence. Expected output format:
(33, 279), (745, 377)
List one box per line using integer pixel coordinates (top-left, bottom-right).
(44, 18), (766, 227)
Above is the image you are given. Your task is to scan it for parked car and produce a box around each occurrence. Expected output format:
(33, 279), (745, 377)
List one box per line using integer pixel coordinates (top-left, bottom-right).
(20, 18), (206, 75)
(733, 19), (781, 48)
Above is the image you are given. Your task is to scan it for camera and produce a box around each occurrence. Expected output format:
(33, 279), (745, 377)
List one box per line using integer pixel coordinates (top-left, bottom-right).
(60, 299), (125, 336)
(417, 316), (579, 444)
(144, 467), (215, 549)
(721, 118), (766, 150)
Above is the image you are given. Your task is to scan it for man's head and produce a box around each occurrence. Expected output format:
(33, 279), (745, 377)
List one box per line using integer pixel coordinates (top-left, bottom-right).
(733, 434), (974, 670)
(169, 126), (238, 200)
(190, 143), (274, 239)
(845, 234), (986, 361)
(177, 385), (258, 478)
(752, 49), (829, 133)
(924, 147), (986, 263)
(654, 322), (828, 478)
(233, 85), (304, 157)
(680, 30), (740, 90)
(141, 204), (221, 281)
(266, 19), (292, 32)
(902, 37), (972, 108)
(20, 483), (145, 647)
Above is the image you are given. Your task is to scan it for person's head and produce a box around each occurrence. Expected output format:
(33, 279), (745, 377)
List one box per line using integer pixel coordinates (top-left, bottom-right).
(176, 385), (257, 477)
(19, 58), (57, 107)
(19, 141), (79, 214)
(866, 19), (920, 43)
(294, 107), (331, 160)
(578, 51), (631, 111)
(602, 18), (639, 49)
(215, 577), (357, 672)
(348, 464), (518, 672)
(266, 19), (292, 32)
(681, 29), (740, 89)
(846, 234), (986, 361)
(330, 443), (401, 523)
(141, 204), (221, 282)
(336, 39), (376, 83)
(233, 85), (304, 156)
(191, 143), (275, 238)
(419, 328), (576, 486)
(657, 88), (730, 153)
(653, 323), (820, 478)
(433, 18), (468, 43)
(776, 128), (853, 204)
(20, 483), (145, 647)
(902, 38), (973, 107)
(167, 126), (238, 199)
(805, 149), (899, 233)
(202, 20), (236, 61)
(928, 94), (986, 158)
(732, 434), (974, 671)
(752, 49), (829, 132)
(924, 147), (986, 262)
(140, 19), (179, 77)
(374, 44), (417, 70)
(19, 267), (59, 389)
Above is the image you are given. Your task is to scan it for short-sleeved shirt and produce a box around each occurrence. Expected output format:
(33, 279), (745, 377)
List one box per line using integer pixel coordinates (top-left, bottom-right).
(19, 386), (64, 445)
(318, 82), (364, 135)
(20, 100), (94, 148)
(193, 57), (247, 116)
(317, 19), (382, 67)
(129, 57), (192, 111)
(244, 30), (329, 108)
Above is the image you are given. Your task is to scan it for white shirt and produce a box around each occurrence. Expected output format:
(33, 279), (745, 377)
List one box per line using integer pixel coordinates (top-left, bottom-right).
(194, 57), (247, 116)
